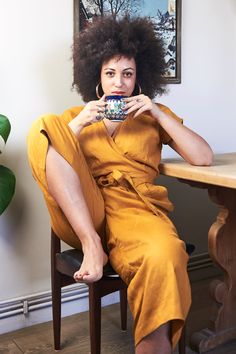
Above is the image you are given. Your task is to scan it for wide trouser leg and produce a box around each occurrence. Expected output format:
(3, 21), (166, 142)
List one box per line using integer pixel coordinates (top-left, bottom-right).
(112, 235), (190, 349)
(128, 236), (190, 349)
(105, 193), (191, 351)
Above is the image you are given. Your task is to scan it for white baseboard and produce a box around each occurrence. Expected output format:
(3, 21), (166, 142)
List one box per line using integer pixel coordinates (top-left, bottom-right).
(0, 283), (119, 335)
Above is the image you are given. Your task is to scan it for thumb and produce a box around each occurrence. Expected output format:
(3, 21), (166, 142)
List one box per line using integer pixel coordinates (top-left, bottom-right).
(99, 94), (106, 101)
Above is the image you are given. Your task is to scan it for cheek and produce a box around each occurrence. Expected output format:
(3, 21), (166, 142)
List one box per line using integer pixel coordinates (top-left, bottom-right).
(101, 75), (110, 89)
(100, 75), (104, 86)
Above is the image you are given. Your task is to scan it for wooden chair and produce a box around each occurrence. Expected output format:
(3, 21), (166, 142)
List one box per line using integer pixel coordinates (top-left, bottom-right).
(51, 228), (195, 354)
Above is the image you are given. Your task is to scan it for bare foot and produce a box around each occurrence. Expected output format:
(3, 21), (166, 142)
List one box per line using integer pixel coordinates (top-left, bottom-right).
(73, 238), (108, 284)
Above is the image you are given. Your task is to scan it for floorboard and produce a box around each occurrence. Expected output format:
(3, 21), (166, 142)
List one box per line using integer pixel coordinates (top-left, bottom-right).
(1, 277), (236, 353)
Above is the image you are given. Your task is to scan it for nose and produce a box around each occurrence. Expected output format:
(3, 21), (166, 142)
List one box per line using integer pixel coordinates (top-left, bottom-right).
(114, 74), (123, 87)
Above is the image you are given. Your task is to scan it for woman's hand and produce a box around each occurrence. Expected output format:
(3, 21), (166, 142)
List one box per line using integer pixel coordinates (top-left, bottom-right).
(68, 95), (106, 137)
(124, 94), (161, 119)
(77, 95), (107, 125)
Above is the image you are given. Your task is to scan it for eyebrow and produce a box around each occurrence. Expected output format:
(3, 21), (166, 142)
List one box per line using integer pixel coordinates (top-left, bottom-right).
(103, 67), (135, 71)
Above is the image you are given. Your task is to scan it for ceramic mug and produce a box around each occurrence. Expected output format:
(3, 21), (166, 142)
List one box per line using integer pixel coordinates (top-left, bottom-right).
(104, 95), (127, 122)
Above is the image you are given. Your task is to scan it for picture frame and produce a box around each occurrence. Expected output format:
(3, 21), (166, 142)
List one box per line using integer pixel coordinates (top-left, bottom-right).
(73, 0), (181, 84)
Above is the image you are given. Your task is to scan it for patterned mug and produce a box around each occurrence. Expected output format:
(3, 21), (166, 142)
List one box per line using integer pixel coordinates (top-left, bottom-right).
(104, 95), (127, 122)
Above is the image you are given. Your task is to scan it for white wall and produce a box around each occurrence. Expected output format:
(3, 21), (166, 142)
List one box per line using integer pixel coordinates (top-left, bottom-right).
(0, 0), (235, 310)
(161, 0), (236, 156)
(0, 0), (80, 300)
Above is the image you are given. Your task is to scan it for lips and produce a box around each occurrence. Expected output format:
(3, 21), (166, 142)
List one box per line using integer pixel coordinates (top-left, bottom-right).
(112, 91), (125, 95)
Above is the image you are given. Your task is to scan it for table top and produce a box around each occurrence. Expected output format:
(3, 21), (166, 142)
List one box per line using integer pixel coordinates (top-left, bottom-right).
(159, 152), (236, 189)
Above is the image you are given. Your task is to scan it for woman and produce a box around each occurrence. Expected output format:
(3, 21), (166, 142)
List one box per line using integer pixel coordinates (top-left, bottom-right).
(27, 16), (213, 354)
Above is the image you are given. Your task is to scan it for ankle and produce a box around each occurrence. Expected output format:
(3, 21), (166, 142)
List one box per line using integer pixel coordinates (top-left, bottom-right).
(81, 234), (103, 251)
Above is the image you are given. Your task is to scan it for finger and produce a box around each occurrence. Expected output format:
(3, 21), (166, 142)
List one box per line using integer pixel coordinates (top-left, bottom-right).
(125, 102), (144, 115)
(95, 113), (104, 121)
(124, 100), (142, 110)
(124, 95), (140, 102)
(133, 106), (148, 118)
(96, 101), (107, 109)
(99, 94), (106, 102)
(126, 103), (148, 118)
(96, 101), (106, 106)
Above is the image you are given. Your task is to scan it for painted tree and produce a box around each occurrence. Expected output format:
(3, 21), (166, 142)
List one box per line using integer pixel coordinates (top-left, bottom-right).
(106, 0), (128, 18)
(82, 0), (140, 19)
(94, 0), (105, 15)
(84, 0), (106, 16)
(106, 0), (140, 18)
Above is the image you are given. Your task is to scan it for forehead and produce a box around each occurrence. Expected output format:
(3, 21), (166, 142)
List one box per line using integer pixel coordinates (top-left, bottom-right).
(102, 55), (136, 69)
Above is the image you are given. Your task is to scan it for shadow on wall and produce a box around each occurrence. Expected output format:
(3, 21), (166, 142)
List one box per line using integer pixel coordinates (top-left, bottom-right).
(157, 175), (218, 254)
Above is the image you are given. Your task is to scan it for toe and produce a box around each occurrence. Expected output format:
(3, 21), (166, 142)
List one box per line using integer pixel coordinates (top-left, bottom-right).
(83, 271), (103, 283)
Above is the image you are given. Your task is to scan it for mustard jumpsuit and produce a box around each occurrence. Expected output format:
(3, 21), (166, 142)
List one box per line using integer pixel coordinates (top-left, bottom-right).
(27, 104), (191, 349)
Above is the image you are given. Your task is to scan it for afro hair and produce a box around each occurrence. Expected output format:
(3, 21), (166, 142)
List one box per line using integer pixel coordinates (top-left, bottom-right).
(72, 16), (167, 102)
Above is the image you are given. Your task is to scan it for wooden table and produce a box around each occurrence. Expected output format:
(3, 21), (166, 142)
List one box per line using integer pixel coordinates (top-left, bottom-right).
(159, 152), (236, 353)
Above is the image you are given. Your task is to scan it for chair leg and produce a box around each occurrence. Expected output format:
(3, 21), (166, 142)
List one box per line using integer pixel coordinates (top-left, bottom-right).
(178, 325), (186, 354)
(89, 284), (102, 354)
(51, 271), (62, 350)
(119, 287), (127, 330)
(51, 231), (62, 350)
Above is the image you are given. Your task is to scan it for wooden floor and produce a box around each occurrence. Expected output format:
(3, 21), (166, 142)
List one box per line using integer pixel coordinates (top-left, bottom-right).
(0, 277), (236, 354)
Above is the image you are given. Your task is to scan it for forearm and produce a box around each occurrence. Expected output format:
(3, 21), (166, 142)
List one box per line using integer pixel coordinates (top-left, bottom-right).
(155, 109), (213, 166)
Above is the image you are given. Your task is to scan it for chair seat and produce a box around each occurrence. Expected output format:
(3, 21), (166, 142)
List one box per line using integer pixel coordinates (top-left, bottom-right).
(56, 243), (195, 279)
(56, 249), (119, 278)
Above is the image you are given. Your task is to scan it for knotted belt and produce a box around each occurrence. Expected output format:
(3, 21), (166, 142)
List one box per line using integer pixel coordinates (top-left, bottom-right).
(97, 169), (163, 217)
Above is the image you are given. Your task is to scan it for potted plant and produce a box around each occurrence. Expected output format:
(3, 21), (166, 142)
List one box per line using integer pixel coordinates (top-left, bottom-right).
(0, 114), (16, 214)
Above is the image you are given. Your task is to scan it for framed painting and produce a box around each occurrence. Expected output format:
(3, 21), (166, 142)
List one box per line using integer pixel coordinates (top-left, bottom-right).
(74, 0), (182, 83)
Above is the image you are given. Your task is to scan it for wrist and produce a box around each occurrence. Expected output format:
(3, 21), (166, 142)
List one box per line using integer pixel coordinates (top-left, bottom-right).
(150, 103), (164, 122)
(68, 119), (84, 137)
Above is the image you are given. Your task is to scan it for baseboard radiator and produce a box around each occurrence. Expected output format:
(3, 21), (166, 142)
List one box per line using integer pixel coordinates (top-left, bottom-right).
(0, 252), (218, 321)
(0, 283), (88, 320)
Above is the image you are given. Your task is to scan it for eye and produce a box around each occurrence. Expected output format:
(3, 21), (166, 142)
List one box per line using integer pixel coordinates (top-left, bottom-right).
(123, 71), (133, 78)
(105, 71), (115, 77)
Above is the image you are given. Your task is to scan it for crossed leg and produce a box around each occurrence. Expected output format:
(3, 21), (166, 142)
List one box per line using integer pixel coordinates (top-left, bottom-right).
(46, 145), (108, 283)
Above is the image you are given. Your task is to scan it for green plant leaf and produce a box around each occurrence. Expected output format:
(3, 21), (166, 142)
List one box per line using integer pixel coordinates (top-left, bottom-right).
(0, 114), (11, 144)
(0, 165), (16, 214)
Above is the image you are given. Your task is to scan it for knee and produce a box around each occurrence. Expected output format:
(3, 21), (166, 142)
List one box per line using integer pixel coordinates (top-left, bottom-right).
(143, 237), (188, 271)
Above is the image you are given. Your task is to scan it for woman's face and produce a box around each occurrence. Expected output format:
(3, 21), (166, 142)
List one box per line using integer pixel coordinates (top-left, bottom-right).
(100, 55), (136, 97)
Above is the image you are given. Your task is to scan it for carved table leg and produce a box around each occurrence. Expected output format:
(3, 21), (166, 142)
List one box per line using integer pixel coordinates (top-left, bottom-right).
(190, 187), (236, 353)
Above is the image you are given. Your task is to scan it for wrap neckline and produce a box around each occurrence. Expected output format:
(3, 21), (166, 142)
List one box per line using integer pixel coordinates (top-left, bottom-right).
(101, 116), (131, 140)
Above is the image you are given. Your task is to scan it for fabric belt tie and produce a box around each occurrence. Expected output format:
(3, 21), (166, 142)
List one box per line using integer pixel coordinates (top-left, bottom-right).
(97, 170), (163, 217)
